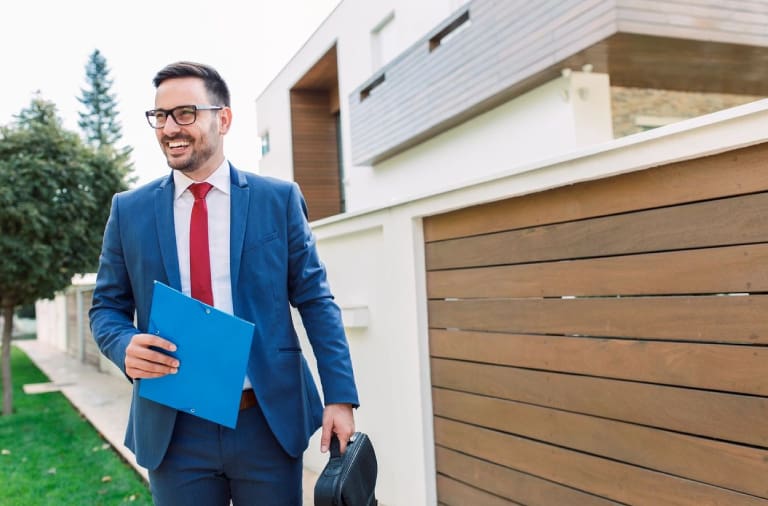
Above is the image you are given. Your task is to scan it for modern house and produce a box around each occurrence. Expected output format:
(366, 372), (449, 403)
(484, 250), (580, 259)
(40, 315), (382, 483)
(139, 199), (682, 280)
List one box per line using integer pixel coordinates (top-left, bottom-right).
(257, 0), (765, 220)
(255, 0), (768, 504)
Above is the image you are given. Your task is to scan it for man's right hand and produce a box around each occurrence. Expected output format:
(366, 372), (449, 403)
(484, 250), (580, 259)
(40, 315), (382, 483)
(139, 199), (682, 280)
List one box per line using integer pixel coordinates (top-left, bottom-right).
(125, 333), (179, 379)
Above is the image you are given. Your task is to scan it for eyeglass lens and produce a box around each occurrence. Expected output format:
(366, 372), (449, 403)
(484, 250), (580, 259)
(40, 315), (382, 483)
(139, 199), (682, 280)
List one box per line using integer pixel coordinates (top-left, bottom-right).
(148, 106), (197, 128)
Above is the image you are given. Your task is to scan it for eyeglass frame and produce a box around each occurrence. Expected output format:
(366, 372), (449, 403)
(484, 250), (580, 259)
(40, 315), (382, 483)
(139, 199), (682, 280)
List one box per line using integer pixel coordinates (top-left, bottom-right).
(144, 104), (224, 129)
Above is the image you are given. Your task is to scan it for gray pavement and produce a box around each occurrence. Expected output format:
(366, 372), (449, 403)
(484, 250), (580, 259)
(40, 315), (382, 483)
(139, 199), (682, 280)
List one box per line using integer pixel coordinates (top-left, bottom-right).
(15, 339), (318, 505)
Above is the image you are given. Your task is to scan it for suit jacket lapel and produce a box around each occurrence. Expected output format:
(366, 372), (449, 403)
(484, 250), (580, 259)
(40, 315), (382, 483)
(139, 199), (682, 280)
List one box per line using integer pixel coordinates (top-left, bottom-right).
(155, 175), (181, 290)
(229, 164), (249, 298)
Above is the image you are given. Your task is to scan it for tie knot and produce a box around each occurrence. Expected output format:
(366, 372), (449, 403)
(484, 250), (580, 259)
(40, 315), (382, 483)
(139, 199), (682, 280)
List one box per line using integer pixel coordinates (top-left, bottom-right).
(189, 182), (213, 200)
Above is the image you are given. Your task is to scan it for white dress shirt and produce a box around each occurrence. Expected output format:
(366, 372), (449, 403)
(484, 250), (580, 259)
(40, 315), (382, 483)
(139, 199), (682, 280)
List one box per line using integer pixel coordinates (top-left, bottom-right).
(173, 161), (252, 390)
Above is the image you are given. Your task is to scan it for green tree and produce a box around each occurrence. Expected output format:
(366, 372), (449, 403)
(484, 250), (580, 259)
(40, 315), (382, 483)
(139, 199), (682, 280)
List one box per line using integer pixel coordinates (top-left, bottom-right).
(77, 49), (134, 179)
(78, 49), (122, 148)
(0, 96), (128, 415)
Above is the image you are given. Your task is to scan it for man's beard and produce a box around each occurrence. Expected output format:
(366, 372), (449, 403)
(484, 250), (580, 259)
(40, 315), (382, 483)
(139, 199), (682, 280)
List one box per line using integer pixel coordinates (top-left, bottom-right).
(163, 137), (215, 173)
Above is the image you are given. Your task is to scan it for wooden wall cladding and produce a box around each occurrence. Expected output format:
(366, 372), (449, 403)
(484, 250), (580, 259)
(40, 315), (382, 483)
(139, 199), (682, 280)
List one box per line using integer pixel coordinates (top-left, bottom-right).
(424, 142), (768, 504)
(290, 89), (341, 221)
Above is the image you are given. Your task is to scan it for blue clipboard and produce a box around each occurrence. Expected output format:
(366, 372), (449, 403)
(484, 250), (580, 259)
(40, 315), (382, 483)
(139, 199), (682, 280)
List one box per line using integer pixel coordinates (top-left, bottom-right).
(138, 281), (255, 428)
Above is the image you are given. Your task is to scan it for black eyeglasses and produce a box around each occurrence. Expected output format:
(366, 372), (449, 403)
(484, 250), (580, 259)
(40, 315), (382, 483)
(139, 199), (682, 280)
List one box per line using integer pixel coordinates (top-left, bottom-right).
(145, 104), (223, 129)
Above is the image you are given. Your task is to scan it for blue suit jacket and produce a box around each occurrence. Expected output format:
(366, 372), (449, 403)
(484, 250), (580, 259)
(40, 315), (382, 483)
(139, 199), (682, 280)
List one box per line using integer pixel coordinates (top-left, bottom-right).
(89, 164), (359, 470)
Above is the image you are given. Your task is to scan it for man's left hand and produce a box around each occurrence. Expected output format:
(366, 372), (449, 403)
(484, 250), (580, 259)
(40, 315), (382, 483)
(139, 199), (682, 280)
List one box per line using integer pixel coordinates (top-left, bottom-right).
(320, 403), (355, 455)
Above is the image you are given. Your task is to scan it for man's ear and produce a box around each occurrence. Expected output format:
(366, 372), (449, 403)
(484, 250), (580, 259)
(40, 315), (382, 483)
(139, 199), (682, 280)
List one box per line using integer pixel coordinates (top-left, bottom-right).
(219, 107), (233, 134)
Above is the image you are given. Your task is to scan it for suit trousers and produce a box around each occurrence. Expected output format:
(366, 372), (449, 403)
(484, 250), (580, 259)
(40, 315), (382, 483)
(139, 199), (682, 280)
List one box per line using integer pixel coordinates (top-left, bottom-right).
(148, 399), (303, 506)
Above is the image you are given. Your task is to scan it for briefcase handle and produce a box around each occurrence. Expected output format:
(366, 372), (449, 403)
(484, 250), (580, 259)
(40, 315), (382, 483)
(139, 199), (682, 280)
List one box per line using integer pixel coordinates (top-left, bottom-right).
(316, 432), (378, 506)
(317, 434), (345, 483)
(329, 434), (342, 458)
(330, 432), (363, 458)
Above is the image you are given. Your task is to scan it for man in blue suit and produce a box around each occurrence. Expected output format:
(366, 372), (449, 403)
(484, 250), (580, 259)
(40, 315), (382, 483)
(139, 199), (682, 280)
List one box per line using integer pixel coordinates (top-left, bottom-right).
(89, 61), (358, 505)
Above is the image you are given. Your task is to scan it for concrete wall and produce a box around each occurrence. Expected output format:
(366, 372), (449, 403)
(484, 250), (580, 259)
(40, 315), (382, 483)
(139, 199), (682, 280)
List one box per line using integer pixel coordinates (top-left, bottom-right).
(293, 100), (768, 505)
(34, 274), (124, 379)
(35, 294), (67, 351)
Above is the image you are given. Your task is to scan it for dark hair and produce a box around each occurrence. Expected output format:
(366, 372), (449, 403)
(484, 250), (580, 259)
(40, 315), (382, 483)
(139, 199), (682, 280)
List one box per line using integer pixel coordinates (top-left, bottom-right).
(152, 61), (231, 107)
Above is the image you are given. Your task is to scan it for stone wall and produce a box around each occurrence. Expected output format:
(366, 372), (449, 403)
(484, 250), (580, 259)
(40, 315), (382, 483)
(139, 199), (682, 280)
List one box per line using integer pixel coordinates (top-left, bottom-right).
(611, 87), (765, 137)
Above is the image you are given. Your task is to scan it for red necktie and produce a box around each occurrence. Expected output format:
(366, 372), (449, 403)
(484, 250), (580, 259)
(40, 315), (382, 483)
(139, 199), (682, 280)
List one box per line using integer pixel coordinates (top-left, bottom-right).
(189, 182), (214, 305)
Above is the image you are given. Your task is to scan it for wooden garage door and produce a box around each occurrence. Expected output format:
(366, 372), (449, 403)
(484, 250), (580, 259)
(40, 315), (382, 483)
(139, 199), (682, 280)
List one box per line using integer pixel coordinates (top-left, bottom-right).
(424, 142), (768, 505)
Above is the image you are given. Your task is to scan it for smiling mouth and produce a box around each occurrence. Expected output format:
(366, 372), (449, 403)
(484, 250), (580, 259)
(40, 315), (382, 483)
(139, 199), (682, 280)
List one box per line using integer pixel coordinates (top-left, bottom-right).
(167, 140), (190, 149)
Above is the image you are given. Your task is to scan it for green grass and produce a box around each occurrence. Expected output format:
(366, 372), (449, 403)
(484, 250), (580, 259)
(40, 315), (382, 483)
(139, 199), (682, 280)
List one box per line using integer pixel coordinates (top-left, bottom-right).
(0, 345), (153, 505)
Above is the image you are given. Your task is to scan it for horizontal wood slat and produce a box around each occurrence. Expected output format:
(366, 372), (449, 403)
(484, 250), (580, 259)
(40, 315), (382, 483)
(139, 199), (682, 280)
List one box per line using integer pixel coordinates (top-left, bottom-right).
(426, 191), (768, 270)
(436, 446), (624, 506)
(434, 418), (768, 506)
(430, 329), (768, 395)
(431, 358), (768, 448)
(436, 475), (520, 506)
(423, 143), (768, 242)
(434, 389), (768, 498)
(290, 89), (341, 221)
(427, 243), (768, 299)
(428, 295), (768, 343)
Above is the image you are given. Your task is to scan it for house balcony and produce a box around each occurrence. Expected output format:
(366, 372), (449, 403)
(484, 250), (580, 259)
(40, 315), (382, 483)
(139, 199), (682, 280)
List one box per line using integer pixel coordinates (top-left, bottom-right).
(348, 0), (768, 166)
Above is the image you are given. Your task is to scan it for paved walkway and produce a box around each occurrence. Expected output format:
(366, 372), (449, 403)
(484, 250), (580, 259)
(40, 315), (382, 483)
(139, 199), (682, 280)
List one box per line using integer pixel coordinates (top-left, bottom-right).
(15, 339), (319, 505)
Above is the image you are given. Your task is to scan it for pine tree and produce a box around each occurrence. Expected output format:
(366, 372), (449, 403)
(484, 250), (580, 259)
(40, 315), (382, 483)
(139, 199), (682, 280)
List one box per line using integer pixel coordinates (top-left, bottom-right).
(78, 49), (122, 148)
(77, 49), (134, 183)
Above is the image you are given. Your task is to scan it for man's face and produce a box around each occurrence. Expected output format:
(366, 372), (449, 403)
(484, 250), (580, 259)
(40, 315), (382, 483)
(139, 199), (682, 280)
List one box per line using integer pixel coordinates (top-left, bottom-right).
(153, 77), (230, 180)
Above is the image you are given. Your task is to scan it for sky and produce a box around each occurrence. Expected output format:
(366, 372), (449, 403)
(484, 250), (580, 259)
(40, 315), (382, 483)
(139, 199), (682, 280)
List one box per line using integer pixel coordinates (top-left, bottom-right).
(0, 0), (342, 187)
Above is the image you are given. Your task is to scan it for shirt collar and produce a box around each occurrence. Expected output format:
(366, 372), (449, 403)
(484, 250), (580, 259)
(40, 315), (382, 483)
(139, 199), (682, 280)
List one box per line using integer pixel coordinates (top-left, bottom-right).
(173, 160), (231, 200)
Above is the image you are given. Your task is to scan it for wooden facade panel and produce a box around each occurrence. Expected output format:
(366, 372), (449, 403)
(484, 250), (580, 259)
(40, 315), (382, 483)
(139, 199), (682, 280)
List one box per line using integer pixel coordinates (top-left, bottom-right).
(431, 359), (768, 448)
(437, 446), (624, 506)
(603, 32), (768, 93)
(434, 418), (768, 506)
(430, 330), (768, 395)
(423, 143), (768, 242)
(289, 89), (341, 221)
(542, 3), (618, 64)
(428, 296), (768, 343)
(426, 191), (768, 270)
(492, 0), (594, 47)
(428, 244), (768, 299)
(434, 389), (768, 498)
(617, 0), (768, 34)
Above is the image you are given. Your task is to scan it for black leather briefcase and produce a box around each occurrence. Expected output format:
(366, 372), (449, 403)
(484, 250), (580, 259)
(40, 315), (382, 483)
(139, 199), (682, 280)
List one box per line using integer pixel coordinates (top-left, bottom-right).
(314, 432), (378, 506)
